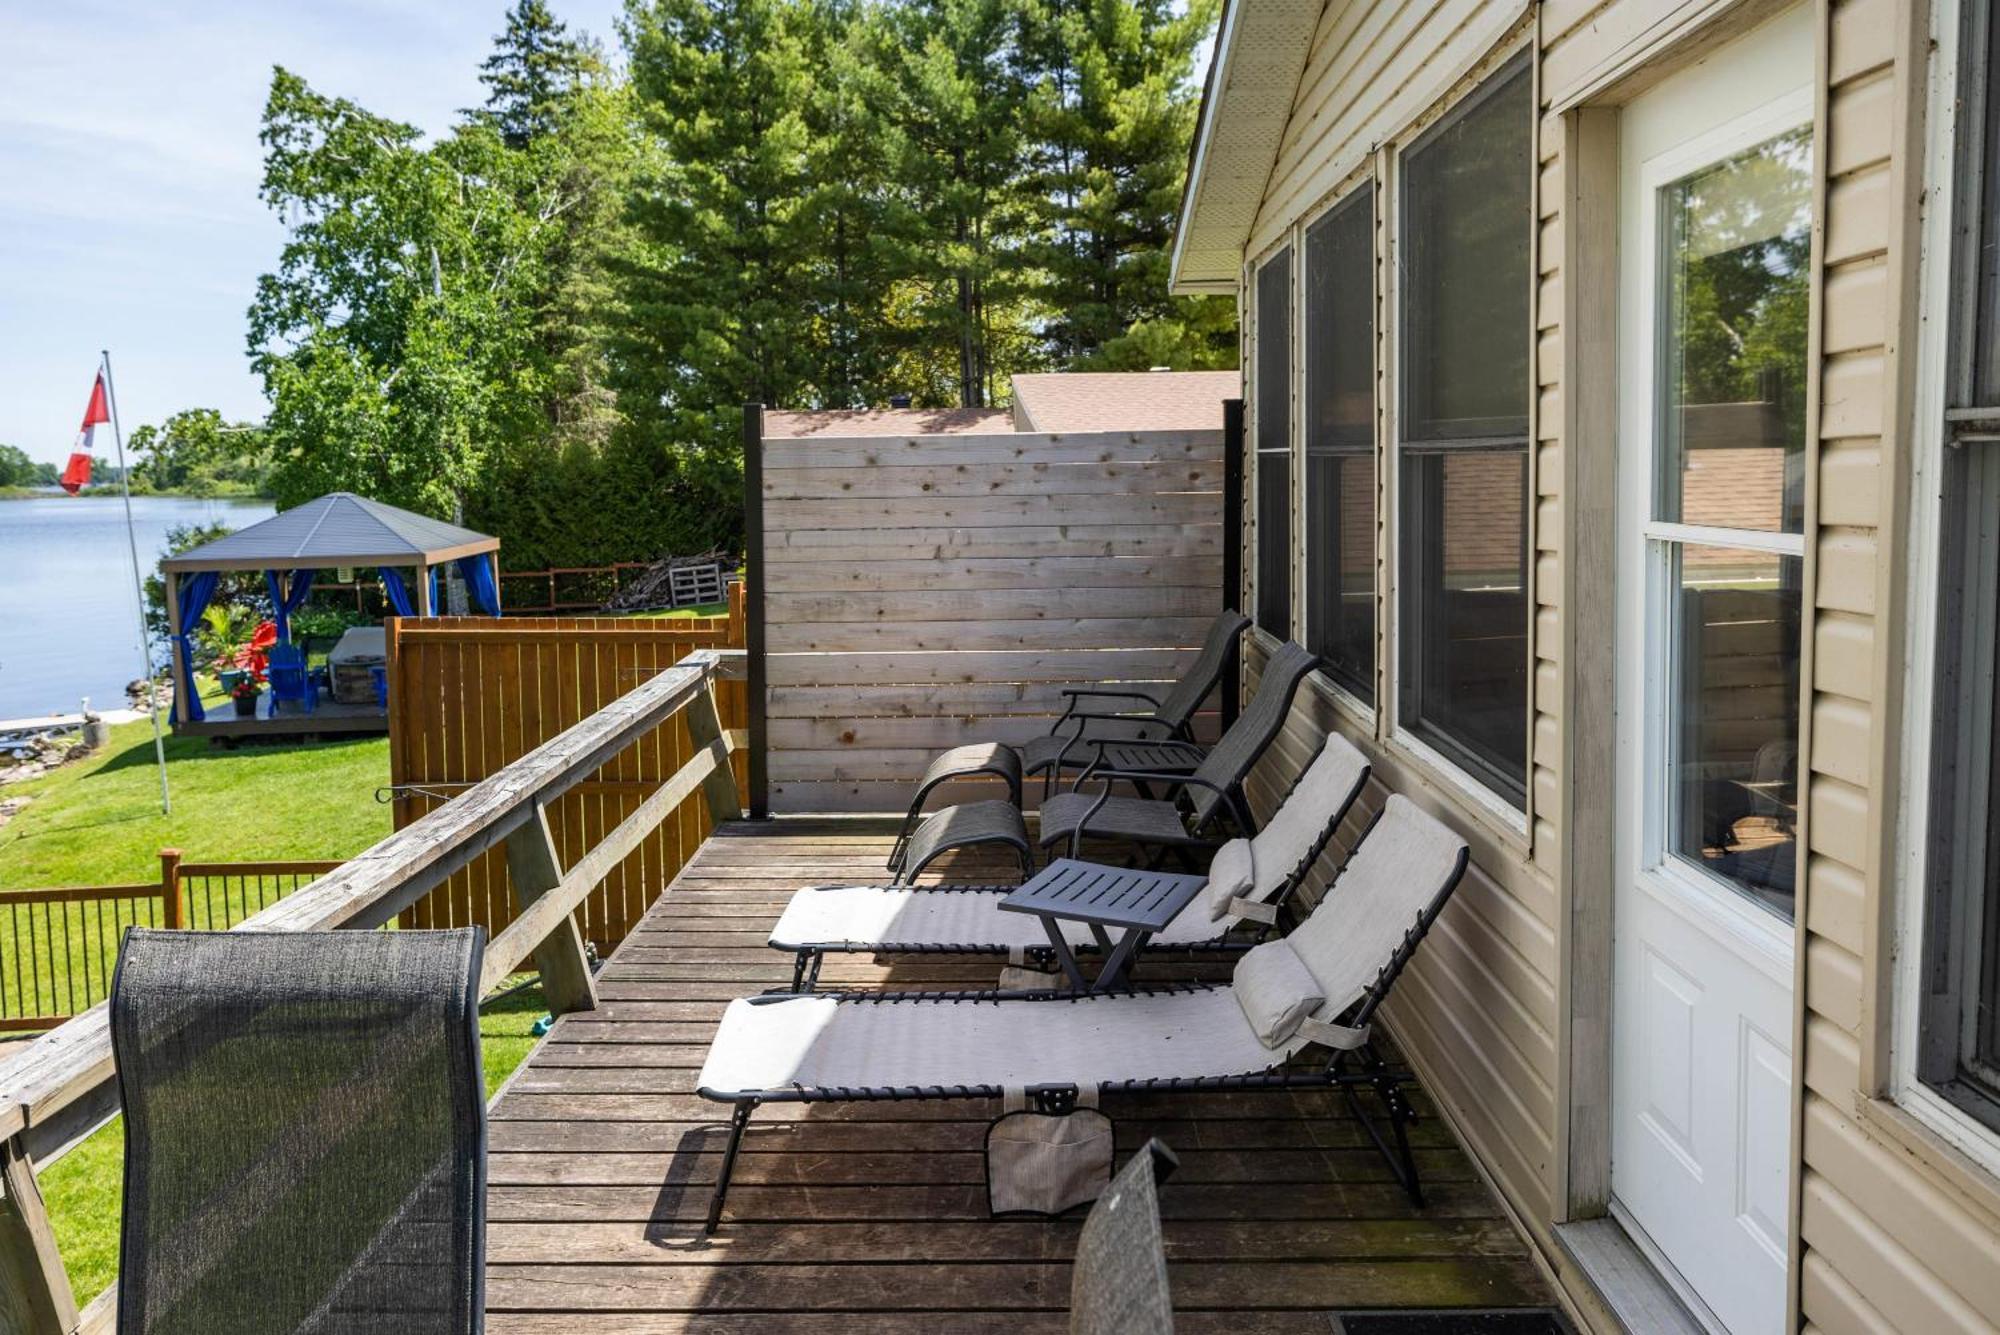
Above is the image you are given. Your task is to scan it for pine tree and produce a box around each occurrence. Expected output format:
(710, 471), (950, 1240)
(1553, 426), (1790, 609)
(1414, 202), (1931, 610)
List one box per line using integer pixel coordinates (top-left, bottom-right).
(478, 0), (601, 148)
(1021, 0), (1233, 369)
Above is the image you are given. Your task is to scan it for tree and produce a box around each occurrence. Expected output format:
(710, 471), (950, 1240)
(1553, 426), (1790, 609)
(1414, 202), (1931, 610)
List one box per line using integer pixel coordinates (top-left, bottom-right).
(0, 444), (45, 488)
(128, 409), (270, 495)
(477, 0), (602, 148)
(1021, 0), (1233, 369)
(616, 0), (825, 474)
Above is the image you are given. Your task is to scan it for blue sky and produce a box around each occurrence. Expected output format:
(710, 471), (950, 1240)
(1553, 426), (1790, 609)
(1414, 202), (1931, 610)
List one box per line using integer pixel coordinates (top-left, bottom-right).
(0, 0), (624, 465)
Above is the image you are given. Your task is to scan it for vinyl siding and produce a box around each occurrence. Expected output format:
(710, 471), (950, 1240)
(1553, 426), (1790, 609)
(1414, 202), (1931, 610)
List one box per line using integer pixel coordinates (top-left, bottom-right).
(1231, 1), (2000, 1329)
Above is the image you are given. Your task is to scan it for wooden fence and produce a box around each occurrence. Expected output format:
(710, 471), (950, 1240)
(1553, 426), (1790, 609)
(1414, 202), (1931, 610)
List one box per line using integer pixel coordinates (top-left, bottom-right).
(387, 585), (747, 952)
(0, 650), (743, 1330)
(751, 423), (1227, 812)
(0, 853), (346, 1032)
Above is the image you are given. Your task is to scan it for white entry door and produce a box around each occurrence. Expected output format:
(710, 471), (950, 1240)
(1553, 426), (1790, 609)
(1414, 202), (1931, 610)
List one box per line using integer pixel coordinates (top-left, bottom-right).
(1612, 9), (1811, 1332)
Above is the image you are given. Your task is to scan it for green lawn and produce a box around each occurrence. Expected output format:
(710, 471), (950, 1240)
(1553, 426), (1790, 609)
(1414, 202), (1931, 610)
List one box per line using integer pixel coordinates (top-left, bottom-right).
(1, 713), (556, 1304)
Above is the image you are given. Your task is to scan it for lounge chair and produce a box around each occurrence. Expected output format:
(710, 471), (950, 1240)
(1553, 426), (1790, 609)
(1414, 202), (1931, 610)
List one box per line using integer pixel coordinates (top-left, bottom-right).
(695, 793), (1470, 1232)
(1034, 641), (1320, 864)
(110, 926), (486, 1334)
(888, 642), (1320, 884)
(886, 610), (1250, 876)
(770, 729), (1370, 991)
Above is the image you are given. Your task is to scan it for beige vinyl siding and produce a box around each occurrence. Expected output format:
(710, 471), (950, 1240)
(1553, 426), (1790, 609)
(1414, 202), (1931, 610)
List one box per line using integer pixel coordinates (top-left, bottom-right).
(1796, 0), (2000, 1329)
(1241, 637), (1560, 1235)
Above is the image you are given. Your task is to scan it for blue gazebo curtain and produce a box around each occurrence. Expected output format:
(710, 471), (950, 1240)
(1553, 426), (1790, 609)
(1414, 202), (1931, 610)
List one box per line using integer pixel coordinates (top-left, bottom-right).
(263, 569), (317, 643)
(456, 555), (501, 616)
(379, 567), (416, 618)
(172, 571), (220, 725)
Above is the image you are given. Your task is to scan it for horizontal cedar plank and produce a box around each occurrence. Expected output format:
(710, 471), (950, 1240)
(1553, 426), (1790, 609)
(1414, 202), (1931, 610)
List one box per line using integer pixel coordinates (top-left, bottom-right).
(768, 586), (1216, 624)
(769, 716), (1074, 749)
(769, 682), (1163, 716)
(765, 492), (1216, 530)
(485, 1180), (1506, 1224)
(768, 649), (1191, 686)
(759, 430), (1221, 468)
(762, 460), (1220, 498)
(766, 525), (1222, 561)
(769, 616), (1214, 653)
(766, 556), (1222, 593)
(768, 779), (1008, 813)
(486, 1217), (1519, 1265)
(484, 1258), (1546, 1311)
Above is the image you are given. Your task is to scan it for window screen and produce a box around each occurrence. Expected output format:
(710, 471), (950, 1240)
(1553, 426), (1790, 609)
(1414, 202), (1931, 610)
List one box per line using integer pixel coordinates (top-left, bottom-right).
(1304, 186), (1375, 702)
(1255, 247), (1293, 638)
(1397, 57), (1532, 804)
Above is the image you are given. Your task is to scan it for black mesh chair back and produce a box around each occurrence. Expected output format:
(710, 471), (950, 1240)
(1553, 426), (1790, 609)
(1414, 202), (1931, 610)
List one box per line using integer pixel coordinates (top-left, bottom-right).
(1151, 610), (1250, 735)
(1184, 641), (1316, 830)
(111, 928), (487, 1335)
(1069, 1139), (1178, 1335)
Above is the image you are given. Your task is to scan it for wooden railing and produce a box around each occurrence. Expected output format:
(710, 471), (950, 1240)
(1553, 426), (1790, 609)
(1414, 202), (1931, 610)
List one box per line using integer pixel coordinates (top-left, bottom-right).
(0, 648), (745, 1332)
(0, 855), (349, 1033)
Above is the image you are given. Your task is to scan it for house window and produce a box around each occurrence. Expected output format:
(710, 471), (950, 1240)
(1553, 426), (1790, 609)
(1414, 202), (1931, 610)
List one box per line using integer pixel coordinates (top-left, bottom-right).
(1917, 0), (2000, 1133)
(1255, 246), (1294, 637)
(1396, 56), (1532, 805)
(1305, 185), (1376, 703)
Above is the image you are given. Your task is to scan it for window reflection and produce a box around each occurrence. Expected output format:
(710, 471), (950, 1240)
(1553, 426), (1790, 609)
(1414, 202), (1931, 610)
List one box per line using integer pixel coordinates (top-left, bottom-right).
(1671, 546), (1802, 918)
(1658, 128), (1812, 533)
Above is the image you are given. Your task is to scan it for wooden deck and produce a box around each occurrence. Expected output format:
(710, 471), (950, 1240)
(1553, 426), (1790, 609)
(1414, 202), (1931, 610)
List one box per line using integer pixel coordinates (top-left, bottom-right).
(176, 695), (388, 740)
(484, 817), (1556, 1332)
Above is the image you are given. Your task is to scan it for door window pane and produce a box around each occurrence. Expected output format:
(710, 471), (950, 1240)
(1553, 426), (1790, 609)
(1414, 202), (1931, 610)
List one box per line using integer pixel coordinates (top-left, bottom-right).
(1657, 128), (1812, 533)
(1255, 247), (1293, 637)
(1305, 187), (1375, 700)
(1976, 2), (2000, 406)
(1399, 450), (1529, 800)
(1402, 59), (1532, 442)
(1668, 545), (1802, 920)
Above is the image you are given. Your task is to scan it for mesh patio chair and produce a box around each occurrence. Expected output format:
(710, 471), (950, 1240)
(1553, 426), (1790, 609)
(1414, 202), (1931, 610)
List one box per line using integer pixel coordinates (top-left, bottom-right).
(885, 611), (1250, 875)
(1036, 641), (1320, 865)
(110, 927), (487, 1335)
(770, 731), (1369, 992)
(697, 795), (1470, 1232)
(1070, 1139), (1179, 1335)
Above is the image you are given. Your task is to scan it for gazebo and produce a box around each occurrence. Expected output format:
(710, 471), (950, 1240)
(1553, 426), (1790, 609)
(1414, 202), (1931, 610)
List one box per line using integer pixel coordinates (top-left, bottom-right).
(161, 492), (500, 732)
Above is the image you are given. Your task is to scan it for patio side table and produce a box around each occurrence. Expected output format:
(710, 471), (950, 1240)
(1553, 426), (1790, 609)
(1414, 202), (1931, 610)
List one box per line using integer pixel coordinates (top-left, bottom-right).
(997, 859), (1207, 993)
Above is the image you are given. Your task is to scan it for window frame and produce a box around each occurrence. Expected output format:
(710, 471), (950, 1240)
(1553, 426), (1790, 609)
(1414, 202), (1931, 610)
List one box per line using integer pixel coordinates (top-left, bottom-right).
(1302, 181), (1379, 712)
(1388, 51), (1536, 815)
(1252, 242), (1295, 640)
(1897, 0), (2000, 1171)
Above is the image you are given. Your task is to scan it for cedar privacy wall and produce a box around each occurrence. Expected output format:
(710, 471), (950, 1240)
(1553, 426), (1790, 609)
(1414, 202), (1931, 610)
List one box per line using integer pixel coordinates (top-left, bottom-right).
(759, 429), (1225, 813)
(1232, 0), (2000, 1330)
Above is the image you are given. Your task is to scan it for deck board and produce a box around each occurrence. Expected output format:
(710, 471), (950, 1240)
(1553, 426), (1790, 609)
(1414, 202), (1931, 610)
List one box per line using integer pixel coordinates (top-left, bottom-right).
(485, 818), (1554, 1329)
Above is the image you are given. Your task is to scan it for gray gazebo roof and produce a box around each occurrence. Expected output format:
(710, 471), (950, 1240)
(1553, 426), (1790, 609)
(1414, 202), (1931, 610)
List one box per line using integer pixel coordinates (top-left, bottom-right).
(162, 493), (499, 573)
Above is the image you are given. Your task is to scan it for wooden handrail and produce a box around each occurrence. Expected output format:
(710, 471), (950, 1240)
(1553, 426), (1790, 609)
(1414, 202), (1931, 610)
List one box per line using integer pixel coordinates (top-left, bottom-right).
(0, 648), (744, 1332)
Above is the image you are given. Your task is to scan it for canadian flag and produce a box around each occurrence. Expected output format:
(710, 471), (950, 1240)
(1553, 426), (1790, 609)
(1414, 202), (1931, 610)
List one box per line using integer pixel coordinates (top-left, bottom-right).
(60, 373), (110, 494)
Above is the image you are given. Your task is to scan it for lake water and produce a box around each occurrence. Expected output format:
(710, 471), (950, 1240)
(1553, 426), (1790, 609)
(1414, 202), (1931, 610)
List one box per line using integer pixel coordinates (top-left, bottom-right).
(0, 494), (274, 720)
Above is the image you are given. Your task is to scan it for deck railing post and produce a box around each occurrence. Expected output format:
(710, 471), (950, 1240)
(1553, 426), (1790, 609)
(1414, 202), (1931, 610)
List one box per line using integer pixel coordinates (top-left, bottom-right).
(0, 1136), (77, 1334)
(1222, 397), (1245, 731)
(742, 402), (769, 819)
(158, 848), (183, 930)
(687, 674), (744, 825)
(503, 803), (599, 1016)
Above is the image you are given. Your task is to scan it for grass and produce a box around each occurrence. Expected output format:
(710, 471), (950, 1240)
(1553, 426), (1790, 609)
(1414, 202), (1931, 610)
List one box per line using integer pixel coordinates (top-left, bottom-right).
(625, 600), (729, 620)
(2, 711), (555, 1303)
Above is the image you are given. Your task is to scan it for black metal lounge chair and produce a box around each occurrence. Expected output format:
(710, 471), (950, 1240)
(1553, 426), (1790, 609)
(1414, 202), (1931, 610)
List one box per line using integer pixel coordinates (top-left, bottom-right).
(1071, 1139), (1179, 1335)
(1035, 641), (1320, 864)
(695, 794), (1470, 1233)
(769, 730), (1370, 991)
(110, 927), (487, 1335)
(885, 610), (1250, 876)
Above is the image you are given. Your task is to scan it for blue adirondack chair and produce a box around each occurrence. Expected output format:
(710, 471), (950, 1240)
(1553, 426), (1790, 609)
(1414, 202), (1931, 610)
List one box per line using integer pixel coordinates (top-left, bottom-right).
(267, 643), (316, 716)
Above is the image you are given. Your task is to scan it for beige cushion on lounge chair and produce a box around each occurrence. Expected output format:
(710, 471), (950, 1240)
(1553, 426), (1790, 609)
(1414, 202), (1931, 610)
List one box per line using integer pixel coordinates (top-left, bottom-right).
(1232, 938), (1324, 1046)
(1203, 839), (1254, 921)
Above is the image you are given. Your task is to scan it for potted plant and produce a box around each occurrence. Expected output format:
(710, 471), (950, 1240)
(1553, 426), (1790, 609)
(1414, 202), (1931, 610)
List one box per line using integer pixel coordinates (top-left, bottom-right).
(230, 676), (262, 718)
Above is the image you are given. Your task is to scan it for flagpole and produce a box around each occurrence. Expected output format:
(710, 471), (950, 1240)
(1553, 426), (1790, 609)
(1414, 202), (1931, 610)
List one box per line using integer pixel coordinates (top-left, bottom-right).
(100, 350), (171, 816)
